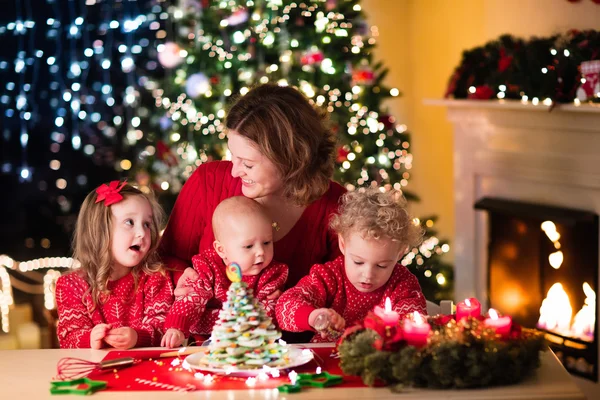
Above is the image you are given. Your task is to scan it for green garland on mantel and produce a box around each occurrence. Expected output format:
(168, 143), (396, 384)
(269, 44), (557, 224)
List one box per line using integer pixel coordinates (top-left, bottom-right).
(445, 30), (600, 104)
(338, 313), (546, 390)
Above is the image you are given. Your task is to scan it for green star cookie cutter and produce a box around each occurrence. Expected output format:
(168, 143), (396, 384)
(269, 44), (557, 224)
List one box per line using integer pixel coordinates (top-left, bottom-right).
(50, 378), (107, 395)
(297, 371), (344, 388)
(277, 383), (303, 393)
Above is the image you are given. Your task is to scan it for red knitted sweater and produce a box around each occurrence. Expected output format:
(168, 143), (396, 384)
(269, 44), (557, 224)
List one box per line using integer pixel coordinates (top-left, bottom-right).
(164, 249), (288, 336)
(55, 271), (173, 348)
(275, 256), (427, 342)
(159, 161), (345, 288)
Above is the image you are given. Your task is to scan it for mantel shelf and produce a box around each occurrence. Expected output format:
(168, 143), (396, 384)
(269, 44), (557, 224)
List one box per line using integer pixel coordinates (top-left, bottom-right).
(425, 98), (600, 114)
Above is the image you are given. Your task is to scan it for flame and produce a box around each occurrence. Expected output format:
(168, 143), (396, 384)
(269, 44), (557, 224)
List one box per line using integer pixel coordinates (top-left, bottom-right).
(549, 251), (564, 269)
(538, 283), (572, 334)
(538, 282), (596, 341)
(488, 308), (499, 320)
(384, 297), (392, 312)
(465, 298), (471, 307)
(541, 221), (561, 242)
(571, 282), (596, 341)
(412, 311), (424, 325)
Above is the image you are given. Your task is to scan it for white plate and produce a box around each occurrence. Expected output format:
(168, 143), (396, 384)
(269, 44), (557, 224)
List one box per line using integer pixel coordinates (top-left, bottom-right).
(184, 345), (314, 376)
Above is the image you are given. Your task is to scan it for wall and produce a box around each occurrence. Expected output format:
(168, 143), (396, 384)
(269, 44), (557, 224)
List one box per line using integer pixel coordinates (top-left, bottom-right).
(362, 0), (600, 267)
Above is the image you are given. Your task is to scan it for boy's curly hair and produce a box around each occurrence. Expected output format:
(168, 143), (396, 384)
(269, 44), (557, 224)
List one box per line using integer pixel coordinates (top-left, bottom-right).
(330, 188), (423, 249)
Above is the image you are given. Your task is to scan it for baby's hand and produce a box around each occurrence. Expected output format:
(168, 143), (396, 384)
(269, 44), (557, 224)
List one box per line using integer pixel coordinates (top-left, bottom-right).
(90, 323), (111, 349)
(161, 328), (185, 348)
(104, 327), (138, 349)
(309, 308), (346, 338)
(174, 268), (199, 297)
(266, 289), (282, 300)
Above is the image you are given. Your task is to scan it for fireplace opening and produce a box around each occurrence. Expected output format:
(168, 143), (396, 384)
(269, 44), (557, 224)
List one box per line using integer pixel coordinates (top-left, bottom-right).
(475, 197), (598, 381)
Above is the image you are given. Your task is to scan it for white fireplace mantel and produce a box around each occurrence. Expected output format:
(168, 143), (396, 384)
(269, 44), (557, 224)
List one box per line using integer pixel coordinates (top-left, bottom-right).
(429, 99), (600, 396)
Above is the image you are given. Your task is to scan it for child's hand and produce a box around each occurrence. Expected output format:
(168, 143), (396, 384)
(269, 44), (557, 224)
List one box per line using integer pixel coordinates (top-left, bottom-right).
(90, 324), (111, 349)
(104, 327), (138, 349)
(309, 308), (346, 338)
(266, 289), (282, 300)
(174, 268), (199, 297)
(161, 328), (185, 348)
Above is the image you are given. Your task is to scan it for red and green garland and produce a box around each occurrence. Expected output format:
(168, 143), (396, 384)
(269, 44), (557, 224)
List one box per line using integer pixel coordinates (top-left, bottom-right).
(338, 311), (546, 390)
(445, 30), (600, 104)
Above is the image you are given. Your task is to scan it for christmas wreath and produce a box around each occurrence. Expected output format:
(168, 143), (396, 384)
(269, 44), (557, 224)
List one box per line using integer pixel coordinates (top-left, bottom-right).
(338, 312), (546, 390)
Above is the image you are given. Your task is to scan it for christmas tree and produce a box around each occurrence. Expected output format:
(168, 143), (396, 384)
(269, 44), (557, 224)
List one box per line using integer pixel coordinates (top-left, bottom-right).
(134, 0), (453, 301)
(201, 263), (288, 369)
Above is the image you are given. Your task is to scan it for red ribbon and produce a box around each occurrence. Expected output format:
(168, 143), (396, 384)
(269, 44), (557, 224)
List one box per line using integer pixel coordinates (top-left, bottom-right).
(95, 180), (127, 206)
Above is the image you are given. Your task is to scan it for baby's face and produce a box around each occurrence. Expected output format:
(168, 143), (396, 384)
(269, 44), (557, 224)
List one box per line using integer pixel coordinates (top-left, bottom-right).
(339, 232), (404, 293)
(217, 214), (274, 276)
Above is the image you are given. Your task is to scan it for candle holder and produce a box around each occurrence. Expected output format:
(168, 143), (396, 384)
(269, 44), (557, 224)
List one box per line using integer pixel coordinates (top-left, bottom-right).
(338, 310), (545, 390)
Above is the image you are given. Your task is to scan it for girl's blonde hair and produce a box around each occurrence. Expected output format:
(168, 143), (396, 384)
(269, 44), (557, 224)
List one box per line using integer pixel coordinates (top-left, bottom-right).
(330, 188), (423, 249)
(72, 183), (165, 308)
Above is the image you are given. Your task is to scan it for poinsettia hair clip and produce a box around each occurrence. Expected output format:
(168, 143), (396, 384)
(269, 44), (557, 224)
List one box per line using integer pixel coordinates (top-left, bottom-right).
(95, 180), (127, 206)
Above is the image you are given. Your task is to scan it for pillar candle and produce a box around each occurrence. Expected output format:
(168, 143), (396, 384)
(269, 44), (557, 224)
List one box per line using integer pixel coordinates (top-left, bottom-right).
(484, 308), (512, 338)
(456, 297), (481, 321)
(403, 311), (431, 347)
(374, 297), (400, 326)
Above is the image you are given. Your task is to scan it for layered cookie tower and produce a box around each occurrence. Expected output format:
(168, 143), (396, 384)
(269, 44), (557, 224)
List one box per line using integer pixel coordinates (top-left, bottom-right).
(201, 263), (289, 369)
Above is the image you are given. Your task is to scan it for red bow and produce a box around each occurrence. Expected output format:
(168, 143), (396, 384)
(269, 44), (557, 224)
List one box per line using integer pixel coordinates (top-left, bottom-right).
(95, 180), (127, 206)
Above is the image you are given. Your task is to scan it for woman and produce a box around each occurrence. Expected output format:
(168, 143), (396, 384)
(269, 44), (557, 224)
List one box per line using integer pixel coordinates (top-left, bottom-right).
(160, 84), (345, 337)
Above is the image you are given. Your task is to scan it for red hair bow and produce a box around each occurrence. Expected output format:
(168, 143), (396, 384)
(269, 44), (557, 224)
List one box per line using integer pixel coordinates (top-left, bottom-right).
(95, 180), (127, 206)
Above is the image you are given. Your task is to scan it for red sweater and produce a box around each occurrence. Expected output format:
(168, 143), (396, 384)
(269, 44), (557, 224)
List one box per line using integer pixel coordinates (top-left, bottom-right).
(55, 271), (174, 348)
(164, 249), (288, 336)
(275, 256), (427, 342)
(159, 161), (345, 288)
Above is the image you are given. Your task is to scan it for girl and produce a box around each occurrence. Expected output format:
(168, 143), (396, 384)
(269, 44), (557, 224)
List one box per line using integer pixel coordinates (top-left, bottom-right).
(276, 188), (427, 342)
(55, 181), (174, 349)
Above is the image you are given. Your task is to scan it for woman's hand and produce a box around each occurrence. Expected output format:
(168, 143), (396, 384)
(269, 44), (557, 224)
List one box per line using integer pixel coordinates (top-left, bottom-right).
(161, 328), (186, 348)
(174, 268), (199, 297)
(90, 323), (111, 349)
(104, 327), (138, 349)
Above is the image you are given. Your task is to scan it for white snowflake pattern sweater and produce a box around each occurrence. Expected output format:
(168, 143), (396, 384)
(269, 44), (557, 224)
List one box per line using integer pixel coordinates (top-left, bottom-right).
(275, 255), (427, 342)
(55, 270), (174, 348)
(164, 249), (288, 337)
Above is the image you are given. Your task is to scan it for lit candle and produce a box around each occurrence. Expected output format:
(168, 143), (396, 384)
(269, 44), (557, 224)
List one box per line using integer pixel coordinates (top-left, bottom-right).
(484, 308), (512, 338)
(456, 297), (481, 321)
(374, 297), (400, 326)
(403, 311), (431, 347)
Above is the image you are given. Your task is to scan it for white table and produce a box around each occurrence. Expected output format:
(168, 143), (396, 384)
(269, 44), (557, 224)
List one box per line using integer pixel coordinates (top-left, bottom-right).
(0, 345), (585, 399)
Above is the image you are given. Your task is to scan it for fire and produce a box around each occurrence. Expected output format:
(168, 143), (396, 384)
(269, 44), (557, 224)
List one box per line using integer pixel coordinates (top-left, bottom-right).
(538, 283), (572, 335)
(571, 283), (596, 341)
(538, 282), (596, 342)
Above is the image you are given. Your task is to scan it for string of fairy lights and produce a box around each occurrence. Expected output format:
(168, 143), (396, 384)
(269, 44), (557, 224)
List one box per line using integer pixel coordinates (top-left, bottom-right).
(0, 254), (77, 333)
(146, 1), (404, 187)
(0, 0), (163, 200)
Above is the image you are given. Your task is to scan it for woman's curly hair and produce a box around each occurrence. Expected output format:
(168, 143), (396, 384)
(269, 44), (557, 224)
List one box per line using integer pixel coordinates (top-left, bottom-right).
(330, 188), (423, 249)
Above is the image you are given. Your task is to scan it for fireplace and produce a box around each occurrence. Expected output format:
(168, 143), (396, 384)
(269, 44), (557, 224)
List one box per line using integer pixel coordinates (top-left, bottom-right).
(475, 197), (598, 381)
(432, 98), (600, 398)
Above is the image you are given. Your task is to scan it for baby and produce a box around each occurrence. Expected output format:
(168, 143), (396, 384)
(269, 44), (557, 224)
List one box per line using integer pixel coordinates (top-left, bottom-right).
(162, 196), (288, 347)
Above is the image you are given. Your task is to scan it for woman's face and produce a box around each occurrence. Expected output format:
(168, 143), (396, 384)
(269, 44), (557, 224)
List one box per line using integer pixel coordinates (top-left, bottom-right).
(227, 130), (283, 200)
